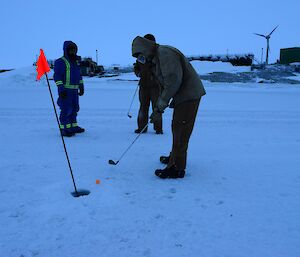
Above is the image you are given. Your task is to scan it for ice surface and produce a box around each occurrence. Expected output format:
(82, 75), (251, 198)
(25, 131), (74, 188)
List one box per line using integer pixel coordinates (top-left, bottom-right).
(0, 67), (299, 257)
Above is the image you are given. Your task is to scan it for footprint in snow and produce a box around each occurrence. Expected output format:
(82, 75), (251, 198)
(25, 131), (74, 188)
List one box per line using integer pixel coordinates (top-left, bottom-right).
(124, 191), (136, 196)
(175, 243), (183, 247)
(155, 214), (164, 219)
(163, 195), (173, 199)
(169, 188), (176, 194)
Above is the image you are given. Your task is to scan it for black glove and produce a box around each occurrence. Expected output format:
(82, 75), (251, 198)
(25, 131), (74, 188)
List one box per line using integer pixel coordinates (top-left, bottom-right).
(59, 90), (67, 99)
(79, 87), (84, 96)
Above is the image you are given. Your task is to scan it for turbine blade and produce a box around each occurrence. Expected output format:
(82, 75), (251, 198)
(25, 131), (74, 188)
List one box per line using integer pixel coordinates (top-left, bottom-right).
(268, 25), (278, 36)
(254, 33), (266, 38)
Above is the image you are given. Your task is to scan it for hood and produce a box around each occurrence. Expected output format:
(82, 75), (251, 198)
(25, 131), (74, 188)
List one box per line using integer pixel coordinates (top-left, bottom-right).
(63, 41), (78, 57)
(132, 36), (157, 59)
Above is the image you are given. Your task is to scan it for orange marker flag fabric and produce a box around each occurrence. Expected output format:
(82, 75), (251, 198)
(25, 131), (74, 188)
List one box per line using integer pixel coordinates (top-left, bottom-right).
(36, 49), (50, 80)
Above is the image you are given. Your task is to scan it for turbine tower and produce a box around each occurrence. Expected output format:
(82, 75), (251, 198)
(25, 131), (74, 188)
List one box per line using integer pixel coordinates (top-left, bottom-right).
(254, 25), (278, 65)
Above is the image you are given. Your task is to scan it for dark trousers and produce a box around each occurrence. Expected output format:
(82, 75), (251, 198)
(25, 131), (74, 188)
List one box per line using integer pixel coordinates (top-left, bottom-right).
(168, 98), (201, 170)
(57, 89), (79, 129)
(138, 86), (162, 132)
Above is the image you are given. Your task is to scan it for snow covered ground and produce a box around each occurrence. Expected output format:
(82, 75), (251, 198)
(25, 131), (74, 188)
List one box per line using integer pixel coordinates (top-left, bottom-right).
(0, 67), (300, 257)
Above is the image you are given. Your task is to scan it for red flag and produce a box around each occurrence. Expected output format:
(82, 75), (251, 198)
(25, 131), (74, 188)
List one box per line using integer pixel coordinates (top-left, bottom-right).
(36, 49), (50, 80)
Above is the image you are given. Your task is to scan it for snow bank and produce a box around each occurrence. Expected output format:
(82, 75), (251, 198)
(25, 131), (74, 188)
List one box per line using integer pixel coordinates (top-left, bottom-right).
(191, 61), (251, 75)
(0, 66), (54, 87)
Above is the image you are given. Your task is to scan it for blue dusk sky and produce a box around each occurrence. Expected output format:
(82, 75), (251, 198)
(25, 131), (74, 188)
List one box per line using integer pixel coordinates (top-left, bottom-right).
(1, 0), (299, 68)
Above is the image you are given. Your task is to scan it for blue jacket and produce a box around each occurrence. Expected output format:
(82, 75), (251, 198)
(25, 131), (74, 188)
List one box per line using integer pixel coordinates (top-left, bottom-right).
(54, 41), (84, 92)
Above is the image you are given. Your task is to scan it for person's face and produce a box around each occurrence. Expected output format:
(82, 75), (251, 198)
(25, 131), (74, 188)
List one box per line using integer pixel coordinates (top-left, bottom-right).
(68, 47), (77, 56)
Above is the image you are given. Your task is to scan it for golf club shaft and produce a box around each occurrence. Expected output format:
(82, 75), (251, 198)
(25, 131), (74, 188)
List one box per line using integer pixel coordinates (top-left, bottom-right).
(114, 123), (148, 164)
(127, 85), (139, 117)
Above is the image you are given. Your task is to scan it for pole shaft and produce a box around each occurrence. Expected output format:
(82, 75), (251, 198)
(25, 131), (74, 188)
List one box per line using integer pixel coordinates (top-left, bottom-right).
(96, 50), (98, 65)
(45, 73), (78, 195)
(266, 39), (269, 65)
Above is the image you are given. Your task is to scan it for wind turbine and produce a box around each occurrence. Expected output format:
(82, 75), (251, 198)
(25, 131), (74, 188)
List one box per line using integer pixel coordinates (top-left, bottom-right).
(254, 25), (278, 65)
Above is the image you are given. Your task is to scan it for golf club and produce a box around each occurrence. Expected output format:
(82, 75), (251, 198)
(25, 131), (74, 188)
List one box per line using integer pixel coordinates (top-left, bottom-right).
(108, 159), (118, 165)
(127, 85), (139, 118)
(108, 123), (148, 165)
(71, 189), (91, 197)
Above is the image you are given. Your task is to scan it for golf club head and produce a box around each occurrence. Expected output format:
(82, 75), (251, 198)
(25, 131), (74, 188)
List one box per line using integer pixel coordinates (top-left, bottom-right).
(71, 189), (90, 198)
(108, 159), (118, 165)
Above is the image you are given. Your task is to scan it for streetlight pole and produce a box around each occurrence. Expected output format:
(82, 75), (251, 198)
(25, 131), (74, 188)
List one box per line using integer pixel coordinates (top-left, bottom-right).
(96, 49), (98, 65)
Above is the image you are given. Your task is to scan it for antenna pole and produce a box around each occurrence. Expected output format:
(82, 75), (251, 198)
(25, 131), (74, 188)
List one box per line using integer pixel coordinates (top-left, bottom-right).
(96, 49), (98, 65)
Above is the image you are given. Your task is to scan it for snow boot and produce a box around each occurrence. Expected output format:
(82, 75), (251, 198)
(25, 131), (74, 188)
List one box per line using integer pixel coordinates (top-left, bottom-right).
(60, 129), (75, 137)
(72, 126), (85, 133)
(160, 155), (170, 164)
(155, 165), (185, 179)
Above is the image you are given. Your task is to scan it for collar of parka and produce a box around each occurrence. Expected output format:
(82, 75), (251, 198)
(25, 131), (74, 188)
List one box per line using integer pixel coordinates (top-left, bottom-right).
(132, 36), (158, 59)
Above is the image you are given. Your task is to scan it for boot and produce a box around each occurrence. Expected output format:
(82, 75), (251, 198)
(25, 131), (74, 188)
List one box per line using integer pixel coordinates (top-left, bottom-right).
(60, 129), (75, 137)
(154, 165), (185, 179)
(160, 155), (170, 164)
(72, 126), (85, 133)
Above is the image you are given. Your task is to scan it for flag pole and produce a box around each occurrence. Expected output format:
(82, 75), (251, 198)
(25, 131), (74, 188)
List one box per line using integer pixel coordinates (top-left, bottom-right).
(44, 73), (79, 197)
